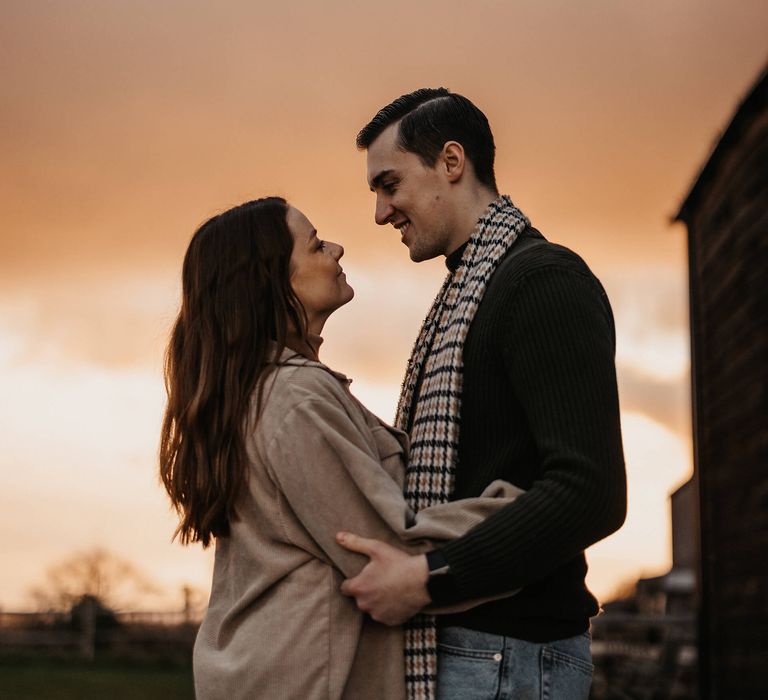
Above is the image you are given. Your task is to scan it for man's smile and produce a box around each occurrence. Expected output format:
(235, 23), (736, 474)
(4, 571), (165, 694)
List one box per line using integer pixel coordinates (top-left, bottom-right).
(394, 220), (411, 239)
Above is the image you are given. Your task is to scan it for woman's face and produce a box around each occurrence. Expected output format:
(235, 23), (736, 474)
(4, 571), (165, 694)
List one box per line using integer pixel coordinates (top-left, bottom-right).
(287, 206), (354, 331)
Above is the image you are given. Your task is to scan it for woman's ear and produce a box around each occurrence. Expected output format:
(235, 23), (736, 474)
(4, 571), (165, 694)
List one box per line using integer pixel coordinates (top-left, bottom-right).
(441, 141), (466, 183)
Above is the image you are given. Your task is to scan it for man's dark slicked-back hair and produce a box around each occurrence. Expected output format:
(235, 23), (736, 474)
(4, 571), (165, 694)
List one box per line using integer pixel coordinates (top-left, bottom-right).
(356, 87), (498, 192)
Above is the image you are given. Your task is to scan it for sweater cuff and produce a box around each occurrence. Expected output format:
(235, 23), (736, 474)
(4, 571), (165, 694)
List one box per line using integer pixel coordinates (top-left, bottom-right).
(425, 549), (463, 606)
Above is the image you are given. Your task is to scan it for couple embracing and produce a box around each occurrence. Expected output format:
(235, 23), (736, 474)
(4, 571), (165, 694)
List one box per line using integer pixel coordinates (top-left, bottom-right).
(160, 88), (626, 699)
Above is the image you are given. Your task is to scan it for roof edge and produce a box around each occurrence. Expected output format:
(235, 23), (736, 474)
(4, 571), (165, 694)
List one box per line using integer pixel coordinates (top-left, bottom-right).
(674, 62), (768, 223)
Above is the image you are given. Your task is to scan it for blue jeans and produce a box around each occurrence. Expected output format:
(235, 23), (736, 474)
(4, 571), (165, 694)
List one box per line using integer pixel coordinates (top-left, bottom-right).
(436, 626), (593, 700)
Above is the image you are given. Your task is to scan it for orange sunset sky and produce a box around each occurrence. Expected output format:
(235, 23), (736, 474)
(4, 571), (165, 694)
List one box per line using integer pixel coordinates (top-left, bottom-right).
(1, 1), (767, 611)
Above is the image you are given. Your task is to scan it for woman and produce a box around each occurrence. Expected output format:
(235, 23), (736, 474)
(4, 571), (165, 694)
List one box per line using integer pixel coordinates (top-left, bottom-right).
(159, 197), (519, 699)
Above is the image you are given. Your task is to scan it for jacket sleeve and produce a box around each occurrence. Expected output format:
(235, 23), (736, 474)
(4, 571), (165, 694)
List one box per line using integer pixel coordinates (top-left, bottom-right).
(261, 393), (522, 582)
(435, 266), (627, 601)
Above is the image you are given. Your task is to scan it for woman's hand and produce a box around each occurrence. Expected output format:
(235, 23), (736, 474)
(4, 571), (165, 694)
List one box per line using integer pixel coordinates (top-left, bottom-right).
(337, 532), (430, 625)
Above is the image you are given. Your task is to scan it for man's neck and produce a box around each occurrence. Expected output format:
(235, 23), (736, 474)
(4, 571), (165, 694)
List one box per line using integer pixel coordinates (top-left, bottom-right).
(445, 188), (500, 257)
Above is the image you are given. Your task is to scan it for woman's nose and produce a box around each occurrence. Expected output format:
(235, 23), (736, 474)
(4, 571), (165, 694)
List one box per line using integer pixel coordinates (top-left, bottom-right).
(329, 241), (344, 259)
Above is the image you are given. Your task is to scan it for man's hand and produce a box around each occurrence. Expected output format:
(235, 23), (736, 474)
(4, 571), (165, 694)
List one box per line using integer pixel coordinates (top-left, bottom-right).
(336, 531), (430, 625)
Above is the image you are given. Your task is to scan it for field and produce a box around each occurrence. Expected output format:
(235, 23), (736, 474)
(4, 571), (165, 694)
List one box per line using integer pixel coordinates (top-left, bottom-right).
(0, 655), (194, 700)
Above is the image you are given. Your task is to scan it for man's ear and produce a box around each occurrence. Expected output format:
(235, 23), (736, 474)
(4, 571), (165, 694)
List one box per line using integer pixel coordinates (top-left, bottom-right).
(441, 141), (466, 183)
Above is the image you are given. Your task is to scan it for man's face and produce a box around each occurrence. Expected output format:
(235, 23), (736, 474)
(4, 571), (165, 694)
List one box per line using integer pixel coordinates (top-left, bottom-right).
(366, 123), (456, 262)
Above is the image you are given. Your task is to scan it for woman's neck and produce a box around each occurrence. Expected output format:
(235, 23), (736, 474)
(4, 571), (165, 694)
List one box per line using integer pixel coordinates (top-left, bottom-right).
(286, 328), (323, 361)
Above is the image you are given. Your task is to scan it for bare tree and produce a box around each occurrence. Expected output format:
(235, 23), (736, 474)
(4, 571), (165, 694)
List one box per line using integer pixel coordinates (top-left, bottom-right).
(28, 548), (162, 612)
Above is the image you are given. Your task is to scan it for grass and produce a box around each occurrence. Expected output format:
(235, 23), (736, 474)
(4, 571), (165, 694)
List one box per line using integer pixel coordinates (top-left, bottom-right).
(0, 655), (194, 700)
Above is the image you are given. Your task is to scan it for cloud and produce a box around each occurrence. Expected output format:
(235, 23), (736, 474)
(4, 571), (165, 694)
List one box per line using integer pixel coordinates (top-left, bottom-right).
(617, 362), (691, 437)
(0, 254), (695, 444)
(603, 264), (690, 374)
(0, 270), (179, 369)
(599, 264), (692, 437)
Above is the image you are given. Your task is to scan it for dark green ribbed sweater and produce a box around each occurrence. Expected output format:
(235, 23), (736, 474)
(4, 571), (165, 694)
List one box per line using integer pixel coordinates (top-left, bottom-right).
(430, 227), (626, 642)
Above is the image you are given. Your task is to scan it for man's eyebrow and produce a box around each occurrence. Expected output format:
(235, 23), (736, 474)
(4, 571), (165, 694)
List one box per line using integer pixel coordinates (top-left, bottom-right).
(307, 228), (317, 242)
(369, 169), (394, 191)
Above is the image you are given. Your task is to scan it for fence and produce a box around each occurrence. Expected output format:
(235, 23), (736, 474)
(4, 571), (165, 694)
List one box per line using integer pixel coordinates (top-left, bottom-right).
(0, 602), (204, 662)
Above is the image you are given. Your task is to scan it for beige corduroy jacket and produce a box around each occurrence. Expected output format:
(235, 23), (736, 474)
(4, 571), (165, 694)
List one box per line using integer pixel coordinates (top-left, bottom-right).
(193, 349), (521, 700)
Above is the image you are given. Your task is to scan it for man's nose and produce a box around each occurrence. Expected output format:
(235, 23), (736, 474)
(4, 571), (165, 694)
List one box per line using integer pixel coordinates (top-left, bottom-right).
(374, 197), (394, 226)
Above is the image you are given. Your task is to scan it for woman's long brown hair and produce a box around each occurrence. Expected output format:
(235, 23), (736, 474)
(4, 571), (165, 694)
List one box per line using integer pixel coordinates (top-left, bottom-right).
(159, 197), (307, 547)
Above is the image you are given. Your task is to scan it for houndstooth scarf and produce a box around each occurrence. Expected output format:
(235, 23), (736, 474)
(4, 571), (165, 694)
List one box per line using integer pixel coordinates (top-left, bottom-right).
(395, 195), (530, 700)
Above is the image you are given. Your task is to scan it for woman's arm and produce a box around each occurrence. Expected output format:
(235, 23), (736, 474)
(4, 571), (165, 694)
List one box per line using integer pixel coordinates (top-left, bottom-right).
(260, 393), (521, 581)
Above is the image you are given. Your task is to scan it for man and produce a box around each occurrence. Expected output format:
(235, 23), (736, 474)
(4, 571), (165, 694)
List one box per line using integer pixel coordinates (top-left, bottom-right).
(337, 88), (626, 699)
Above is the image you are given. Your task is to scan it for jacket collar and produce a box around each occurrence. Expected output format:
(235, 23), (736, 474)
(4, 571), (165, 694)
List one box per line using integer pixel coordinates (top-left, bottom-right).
(272, 343), (352, 385)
